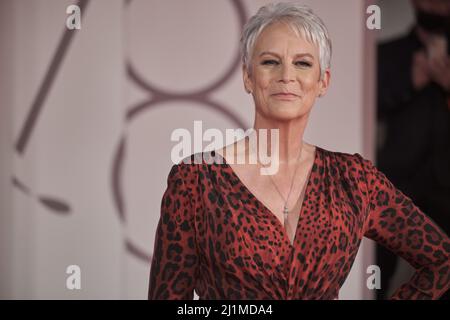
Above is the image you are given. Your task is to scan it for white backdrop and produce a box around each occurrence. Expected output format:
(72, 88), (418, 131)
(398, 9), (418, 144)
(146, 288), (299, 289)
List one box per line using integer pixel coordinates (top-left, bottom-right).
(0, 0), (376, 299)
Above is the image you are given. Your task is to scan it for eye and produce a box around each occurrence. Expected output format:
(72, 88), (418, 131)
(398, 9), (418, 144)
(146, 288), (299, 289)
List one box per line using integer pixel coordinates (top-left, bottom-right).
(261, 59), (279, 65)
(261, 59), (312, 67)
(295, 61), (312, 67)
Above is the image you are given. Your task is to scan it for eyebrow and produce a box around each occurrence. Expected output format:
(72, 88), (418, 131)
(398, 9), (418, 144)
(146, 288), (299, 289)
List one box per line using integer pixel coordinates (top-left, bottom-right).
(259, 51), (314, 59)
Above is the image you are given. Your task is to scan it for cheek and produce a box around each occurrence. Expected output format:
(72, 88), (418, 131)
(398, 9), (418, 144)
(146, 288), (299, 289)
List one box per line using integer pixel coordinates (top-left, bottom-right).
(302, 77), (320, 94)
(254, 77), (271, 95)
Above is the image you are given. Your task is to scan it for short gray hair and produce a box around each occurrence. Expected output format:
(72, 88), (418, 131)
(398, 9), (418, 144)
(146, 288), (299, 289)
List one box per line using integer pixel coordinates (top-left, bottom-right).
(240, 2), (332, 80)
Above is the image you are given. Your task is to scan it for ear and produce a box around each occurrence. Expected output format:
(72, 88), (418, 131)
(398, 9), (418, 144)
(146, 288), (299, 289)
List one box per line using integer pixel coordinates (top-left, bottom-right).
(242, 64), (253, 94)
(318, 68), (331, 97)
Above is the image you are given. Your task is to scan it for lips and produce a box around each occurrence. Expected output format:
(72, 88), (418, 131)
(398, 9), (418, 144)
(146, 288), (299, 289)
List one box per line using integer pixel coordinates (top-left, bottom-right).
(272, 93), (298, 97)
(271, 92), (299, 100)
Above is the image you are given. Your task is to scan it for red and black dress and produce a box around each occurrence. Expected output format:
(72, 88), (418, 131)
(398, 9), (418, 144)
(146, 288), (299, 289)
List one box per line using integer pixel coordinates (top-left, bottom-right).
(148, 146), (450, 299)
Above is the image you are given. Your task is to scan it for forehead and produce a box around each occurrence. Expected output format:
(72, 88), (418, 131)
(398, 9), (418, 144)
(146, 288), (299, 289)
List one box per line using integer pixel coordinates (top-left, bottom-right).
(253, 22), (319, 57)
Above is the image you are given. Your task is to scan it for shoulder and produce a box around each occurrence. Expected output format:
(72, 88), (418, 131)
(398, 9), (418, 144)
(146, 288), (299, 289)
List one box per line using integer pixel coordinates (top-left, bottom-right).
(318, 146), (373, 169)
(317, 146), (378, 184)
(166, 151), (217, 184)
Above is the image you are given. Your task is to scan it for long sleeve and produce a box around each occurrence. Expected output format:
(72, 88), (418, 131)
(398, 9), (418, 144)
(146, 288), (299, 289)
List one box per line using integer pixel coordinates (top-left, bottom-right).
(148, 163), (199, 300)
(357, 154), (450, 299)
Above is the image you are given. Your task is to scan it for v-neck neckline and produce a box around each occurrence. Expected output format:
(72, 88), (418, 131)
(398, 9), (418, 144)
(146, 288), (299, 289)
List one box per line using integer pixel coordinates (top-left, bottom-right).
(213, 145), (320, 251)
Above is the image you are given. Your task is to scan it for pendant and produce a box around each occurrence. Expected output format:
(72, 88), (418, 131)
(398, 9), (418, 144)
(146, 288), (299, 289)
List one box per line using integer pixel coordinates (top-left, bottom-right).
(283, 205), (289, 216)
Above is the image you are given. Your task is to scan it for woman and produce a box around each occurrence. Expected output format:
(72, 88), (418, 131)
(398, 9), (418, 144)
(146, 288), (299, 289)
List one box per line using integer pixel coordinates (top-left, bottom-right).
(148, 2), (450, 300)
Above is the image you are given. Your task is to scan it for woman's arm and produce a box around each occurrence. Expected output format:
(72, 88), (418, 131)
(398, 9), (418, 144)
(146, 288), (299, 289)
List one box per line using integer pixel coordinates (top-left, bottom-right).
(356, 154), (450, 299)
(148, 163), (199, 300)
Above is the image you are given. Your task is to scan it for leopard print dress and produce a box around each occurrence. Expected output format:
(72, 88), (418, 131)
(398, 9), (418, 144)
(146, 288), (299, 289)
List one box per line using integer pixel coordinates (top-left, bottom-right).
(148, 146), (450, 299)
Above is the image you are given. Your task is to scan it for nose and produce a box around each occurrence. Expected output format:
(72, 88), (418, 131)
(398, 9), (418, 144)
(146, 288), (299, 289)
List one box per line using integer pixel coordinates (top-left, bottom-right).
(278, 63), (295, 83)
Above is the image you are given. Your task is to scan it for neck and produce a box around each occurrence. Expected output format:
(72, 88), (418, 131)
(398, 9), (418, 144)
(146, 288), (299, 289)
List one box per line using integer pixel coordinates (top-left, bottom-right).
(251, 111), (310, 165)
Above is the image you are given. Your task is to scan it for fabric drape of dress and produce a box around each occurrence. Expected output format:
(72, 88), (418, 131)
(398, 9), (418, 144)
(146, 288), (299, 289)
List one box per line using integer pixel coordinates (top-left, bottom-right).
(148, 146), (450, 300)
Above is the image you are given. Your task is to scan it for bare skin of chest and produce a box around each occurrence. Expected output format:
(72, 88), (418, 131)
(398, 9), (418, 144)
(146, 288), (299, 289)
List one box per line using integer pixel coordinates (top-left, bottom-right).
(216, 143), (316, 244)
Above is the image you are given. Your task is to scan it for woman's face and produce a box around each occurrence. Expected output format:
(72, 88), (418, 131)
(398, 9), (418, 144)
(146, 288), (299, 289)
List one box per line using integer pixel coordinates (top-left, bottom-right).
(243, 22), (330, 121)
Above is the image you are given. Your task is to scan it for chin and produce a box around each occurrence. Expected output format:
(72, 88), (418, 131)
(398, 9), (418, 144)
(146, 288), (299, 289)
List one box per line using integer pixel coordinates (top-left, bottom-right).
(267, 104), (309, 120)
(267, 110), (304, 121)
